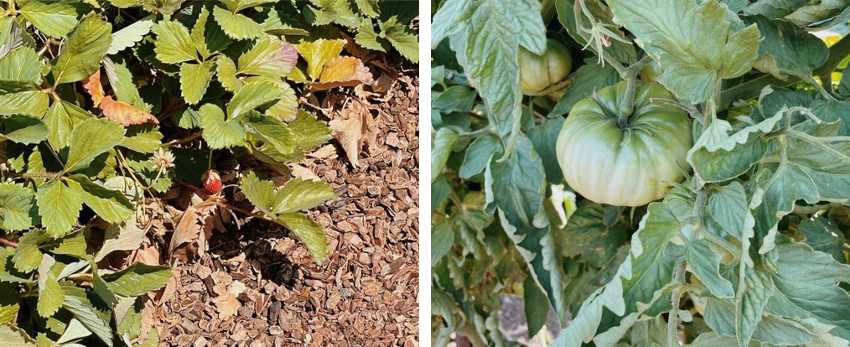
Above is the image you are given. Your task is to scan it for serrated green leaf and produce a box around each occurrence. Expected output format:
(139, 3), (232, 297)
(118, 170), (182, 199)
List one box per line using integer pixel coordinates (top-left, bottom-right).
(152, 20), (196, 64)
(227, 80), (280, 118)
(12, 231), (47, 273)
(289, 110), (332, 152)
(197, 103), (245, 149)
(19, 0), (77, 38)
(354, 0), (379, 17)
(309, 0), (360, 28)
(294, 39), (345, 80)
(120, 129), (162, 153)
(52, 15), (112, 85)
(381, 18), (418, 63)
(50, 231), (88, 258)
(2, 115), (47, 144)
(240, 171), (277, 211)
(275, 212), (328, 262)
(69, 176), (133, 224)
(62, 286), (112, 346)
(0, 183), (36, 231)
(0, 47), (43, 87)
(242, 112), (297, 156)
(36, 255), (63, 318)
(180, 61), (213, 105)
(107, 19), (153, 55)
(37, 181), (84, 238)
(191, 7), (211, 59)
(102, 263), (171, 297)
(238, 37), (297, 79)
(44, 101), (92, 151)
(0, 91), (49, 117)
(272, 179), (335, 214)
(608, 0), (760, 103)
(265, 80), (298, 121)
(64, 118), (125, 172)
(220, 0), (275, 12)
(216, 55), (241, 92)
(354, 19), (385, 52)
(103, 58), (147, 110)
(212, 6), (263, 40)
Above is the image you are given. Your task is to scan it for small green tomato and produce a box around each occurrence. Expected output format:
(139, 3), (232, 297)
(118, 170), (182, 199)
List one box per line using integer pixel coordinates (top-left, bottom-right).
(519, 39), (572, 95)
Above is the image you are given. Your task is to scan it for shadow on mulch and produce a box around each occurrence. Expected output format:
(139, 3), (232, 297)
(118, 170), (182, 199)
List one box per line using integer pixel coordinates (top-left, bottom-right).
(207, 219), (300, 289)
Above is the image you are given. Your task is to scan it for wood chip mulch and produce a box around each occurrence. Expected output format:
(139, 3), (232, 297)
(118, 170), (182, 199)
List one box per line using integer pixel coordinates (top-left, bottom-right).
(149, 67), (419, 347)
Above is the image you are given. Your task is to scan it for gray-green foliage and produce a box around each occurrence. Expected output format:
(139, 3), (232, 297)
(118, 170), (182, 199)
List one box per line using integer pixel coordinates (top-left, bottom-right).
(431, 0), (850, 345)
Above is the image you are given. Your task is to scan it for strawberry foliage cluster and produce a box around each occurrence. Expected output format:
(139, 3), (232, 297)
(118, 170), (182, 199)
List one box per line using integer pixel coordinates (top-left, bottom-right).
(432, 0), (850, 346)
(0, 0), (416, 345)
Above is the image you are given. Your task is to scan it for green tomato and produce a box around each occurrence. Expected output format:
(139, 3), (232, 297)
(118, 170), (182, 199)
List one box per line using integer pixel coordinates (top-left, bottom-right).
(555, 81), (692, 207)
(519, 39), (572, 95)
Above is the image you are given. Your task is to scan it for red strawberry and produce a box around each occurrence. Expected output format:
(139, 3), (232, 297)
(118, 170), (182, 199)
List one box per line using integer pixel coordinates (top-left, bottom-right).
(202, 170), (222, 194)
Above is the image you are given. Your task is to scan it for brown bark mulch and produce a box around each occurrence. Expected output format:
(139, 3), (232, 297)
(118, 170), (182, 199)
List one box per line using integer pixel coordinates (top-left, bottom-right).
(144, 64), (419, 347)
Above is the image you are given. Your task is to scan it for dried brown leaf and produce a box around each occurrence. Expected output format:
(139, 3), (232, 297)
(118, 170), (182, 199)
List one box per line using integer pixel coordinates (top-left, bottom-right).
(329, 101), (369, 168)
(83, 70), (158, 126)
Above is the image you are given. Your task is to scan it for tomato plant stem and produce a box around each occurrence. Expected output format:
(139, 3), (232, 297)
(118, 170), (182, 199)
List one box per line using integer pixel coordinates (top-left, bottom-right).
(667, 261), (686, 347)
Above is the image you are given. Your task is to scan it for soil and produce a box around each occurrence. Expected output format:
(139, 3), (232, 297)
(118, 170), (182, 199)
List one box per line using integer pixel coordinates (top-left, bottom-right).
(140, 62), (419, 346)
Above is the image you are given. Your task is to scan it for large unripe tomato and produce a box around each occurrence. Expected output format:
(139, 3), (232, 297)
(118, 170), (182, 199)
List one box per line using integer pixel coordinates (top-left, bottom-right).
(519, 39), (572, 95)
(555, 81), (692, 207)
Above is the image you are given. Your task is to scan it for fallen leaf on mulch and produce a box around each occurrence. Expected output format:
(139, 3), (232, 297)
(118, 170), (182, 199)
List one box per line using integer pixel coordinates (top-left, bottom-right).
(213, 293), (240, 319)
(169, 194), (220, 260)
(329, 100), (370, 168)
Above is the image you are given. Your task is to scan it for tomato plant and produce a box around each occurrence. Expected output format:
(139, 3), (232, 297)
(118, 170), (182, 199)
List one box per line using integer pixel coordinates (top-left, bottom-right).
(432, 0), (850, 346)
(0, 0), (417, 345)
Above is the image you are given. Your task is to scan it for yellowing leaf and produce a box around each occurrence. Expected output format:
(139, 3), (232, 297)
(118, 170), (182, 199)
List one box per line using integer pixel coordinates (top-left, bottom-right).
(313, 56), (374, 91)
(238, 37), (298, 79)
(295, 39), (345, 80)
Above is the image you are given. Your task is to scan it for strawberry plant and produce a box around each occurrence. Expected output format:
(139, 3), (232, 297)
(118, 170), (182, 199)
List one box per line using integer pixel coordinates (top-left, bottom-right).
(0, 0), (416, 345)
(432, 0), (850, 346)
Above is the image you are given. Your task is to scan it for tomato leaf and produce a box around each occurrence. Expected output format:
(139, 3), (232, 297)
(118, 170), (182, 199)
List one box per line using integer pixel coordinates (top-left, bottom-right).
(608, 0), (761, 103)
